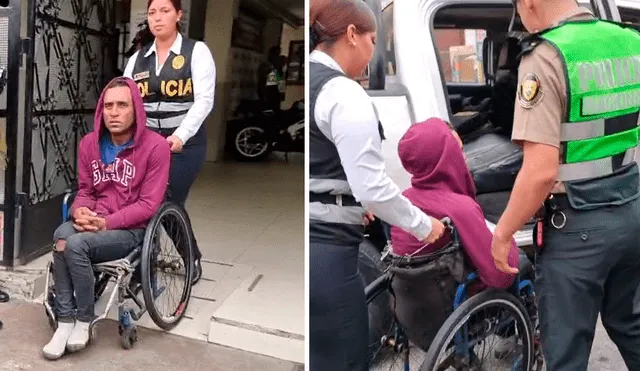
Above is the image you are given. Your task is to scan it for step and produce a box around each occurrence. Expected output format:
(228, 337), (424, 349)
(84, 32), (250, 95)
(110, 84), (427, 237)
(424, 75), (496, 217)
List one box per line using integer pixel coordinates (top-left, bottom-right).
(208, 318), (304, 364)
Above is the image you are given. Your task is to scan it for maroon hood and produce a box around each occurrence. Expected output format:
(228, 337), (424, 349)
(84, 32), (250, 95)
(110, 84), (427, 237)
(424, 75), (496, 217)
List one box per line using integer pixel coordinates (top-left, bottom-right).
(390, 118), (518, 289)
(398, 118), (476, 196)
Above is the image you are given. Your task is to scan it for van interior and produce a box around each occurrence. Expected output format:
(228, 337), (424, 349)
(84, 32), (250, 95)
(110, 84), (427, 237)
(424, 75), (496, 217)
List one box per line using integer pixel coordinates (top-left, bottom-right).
(431, 3), (639, 225)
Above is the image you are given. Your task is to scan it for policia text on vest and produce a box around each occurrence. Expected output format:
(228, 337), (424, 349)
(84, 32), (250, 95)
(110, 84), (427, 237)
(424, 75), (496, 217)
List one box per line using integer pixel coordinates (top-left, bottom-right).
(136, 78), (193, 98)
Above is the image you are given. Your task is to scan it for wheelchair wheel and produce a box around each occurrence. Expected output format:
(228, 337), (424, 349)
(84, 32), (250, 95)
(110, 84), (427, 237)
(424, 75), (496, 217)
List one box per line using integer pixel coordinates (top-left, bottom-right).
(140, 202), (194, 330)
(421, 290), (534, 371)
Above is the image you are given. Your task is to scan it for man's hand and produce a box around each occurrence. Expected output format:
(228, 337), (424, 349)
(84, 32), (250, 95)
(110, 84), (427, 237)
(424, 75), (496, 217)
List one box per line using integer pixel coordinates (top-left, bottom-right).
(72, 207), (98, 231)
(89, 217), (107, 231)
(167, 135), (184, 153)
(422, 217), (446, 244)
(491, 231), (519, 274)
(72, 206), (96, 221)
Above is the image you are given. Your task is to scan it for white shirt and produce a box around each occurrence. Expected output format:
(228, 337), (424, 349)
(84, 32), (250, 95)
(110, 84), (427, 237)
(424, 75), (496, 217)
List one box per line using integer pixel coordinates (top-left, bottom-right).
(311, 50), (433, 241)
(123, 33), (216, 145)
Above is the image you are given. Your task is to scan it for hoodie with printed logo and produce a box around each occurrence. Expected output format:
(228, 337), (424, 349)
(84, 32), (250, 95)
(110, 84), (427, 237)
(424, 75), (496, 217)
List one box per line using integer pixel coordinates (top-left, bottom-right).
(70, 77), (171, 230)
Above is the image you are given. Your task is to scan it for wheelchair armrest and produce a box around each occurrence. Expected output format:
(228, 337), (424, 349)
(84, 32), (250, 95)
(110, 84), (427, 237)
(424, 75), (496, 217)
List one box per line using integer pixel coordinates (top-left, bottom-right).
(62, 189), (78, 222)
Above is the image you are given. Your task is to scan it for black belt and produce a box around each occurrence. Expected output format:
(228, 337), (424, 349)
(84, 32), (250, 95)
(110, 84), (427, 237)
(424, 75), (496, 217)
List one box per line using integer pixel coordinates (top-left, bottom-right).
(309, 192), (361, 207)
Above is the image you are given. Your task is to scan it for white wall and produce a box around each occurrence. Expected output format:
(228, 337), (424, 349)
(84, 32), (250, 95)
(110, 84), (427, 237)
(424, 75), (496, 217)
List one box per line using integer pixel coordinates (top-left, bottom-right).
(202, 0), (239, 162)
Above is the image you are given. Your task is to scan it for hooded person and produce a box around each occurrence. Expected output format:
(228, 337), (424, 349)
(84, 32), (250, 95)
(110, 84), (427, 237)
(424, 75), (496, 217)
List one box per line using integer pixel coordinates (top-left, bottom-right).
(42, 76), (171, 360)
(387, 118), (520, 350)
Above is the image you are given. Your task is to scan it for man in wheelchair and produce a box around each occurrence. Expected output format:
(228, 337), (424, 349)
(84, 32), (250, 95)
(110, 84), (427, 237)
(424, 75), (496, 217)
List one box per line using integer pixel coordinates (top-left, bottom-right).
(42, 77), (171, 360)
(387, 118), (528, 352)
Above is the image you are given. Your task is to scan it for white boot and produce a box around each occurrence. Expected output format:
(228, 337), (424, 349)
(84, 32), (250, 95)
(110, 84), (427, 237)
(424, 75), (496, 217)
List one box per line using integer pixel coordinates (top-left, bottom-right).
(66, 321), (90, 352)
(42, 322), (74, 360)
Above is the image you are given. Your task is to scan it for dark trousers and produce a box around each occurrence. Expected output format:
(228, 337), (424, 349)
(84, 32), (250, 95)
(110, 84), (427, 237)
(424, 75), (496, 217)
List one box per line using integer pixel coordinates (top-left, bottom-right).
(153, 126), (207, 261)
(52, 221), (145, 322)
(536, 198), (640, 371)
(309, 241), (368, 371)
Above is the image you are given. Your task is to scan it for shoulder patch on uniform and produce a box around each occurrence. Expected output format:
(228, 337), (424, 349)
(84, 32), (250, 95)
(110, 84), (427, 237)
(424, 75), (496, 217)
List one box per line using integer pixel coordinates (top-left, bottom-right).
(172, 55), (185, 70)
(517, 72), (544, 108)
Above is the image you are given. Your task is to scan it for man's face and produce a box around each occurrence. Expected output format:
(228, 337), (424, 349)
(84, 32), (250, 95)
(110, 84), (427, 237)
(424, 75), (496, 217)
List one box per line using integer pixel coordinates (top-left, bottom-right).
(103, 86), (135, 135)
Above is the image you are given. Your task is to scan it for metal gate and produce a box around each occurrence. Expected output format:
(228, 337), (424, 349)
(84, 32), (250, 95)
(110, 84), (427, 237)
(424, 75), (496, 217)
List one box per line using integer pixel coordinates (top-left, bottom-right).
(0, 0), (23, 267)
(15, 0), (118, 265)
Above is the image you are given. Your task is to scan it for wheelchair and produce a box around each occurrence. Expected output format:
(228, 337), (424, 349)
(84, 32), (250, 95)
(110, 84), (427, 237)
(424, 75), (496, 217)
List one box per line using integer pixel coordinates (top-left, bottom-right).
(365, 218), (544, 371)
(43, 187), (195, 349)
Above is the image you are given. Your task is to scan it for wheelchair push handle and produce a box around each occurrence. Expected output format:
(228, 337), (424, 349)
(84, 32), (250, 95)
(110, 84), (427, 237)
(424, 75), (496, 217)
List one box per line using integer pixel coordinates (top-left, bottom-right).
(440, 217), (452, 227)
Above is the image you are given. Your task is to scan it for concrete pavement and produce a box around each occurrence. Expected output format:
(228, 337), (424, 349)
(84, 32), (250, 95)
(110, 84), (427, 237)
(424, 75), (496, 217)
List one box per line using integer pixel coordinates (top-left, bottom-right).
(0, 302), (303, 371)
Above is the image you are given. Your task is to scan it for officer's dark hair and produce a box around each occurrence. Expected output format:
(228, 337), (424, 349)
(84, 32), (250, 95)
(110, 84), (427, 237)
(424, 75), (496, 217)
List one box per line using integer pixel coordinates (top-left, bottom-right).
(147, 0), (183, 33)
(309, 0), (376, 50)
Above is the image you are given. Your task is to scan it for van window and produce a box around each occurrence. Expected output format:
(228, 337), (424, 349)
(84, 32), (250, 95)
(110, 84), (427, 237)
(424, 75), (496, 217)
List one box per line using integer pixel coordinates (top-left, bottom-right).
(435, 28), (487, 84)
(620, 6), (640, 24)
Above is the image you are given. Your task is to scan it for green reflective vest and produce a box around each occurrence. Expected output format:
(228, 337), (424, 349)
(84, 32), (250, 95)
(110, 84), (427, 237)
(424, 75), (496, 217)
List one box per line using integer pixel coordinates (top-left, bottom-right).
(538, 20), (640, 182)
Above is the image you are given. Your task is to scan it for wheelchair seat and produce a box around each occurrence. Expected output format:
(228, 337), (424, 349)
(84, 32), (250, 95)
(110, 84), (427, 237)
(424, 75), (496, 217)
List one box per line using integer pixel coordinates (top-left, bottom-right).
(92, 245), (142, 277)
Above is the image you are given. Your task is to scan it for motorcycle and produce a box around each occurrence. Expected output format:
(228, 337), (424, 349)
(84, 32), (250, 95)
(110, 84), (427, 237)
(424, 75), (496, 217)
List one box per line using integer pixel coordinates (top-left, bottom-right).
(226, 99), (305, 162)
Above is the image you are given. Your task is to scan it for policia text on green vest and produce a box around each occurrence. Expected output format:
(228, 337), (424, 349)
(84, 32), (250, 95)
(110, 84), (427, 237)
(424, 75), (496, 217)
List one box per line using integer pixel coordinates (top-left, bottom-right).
(579, 57), (640, 115)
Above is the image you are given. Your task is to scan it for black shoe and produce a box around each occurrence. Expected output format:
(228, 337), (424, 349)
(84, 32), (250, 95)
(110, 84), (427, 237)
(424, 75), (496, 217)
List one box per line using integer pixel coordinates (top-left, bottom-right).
(0, 290), (8, 303)
(192, 259), (202, 285)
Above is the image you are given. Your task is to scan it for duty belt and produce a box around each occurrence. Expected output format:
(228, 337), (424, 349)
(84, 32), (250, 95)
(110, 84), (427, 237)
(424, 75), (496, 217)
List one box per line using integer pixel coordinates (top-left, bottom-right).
(309, 192), (360, 207)
(533, 193), (570, 250)
(544, 194), (570, 230)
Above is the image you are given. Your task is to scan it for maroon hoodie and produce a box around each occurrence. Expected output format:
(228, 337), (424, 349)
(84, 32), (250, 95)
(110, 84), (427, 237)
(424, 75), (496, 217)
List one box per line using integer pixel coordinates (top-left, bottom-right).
(70, 77), (171, 230)
(390, 118), (518, 289)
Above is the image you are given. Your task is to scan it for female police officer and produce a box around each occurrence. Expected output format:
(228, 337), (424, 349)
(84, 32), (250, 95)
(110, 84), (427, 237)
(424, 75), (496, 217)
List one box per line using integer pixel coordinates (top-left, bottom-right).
(308, 1), (445, 369)
(491, 0), (640, 369)
(123, 0), (216, 285)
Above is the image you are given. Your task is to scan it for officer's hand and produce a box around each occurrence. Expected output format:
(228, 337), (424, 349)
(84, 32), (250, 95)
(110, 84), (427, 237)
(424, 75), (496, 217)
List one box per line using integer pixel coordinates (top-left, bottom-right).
(491, 233), (519, 274)
(422, 217), (446, 245)
(363, 211), (375, 226)
(167, 135), (184, 153)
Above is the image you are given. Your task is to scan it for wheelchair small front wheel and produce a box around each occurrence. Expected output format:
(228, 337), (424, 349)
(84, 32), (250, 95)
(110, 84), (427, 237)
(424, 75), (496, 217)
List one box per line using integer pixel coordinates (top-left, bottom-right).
(120, 325), (138, 349)
(140, 202), (194, 330)
(421, 290), (535, 371)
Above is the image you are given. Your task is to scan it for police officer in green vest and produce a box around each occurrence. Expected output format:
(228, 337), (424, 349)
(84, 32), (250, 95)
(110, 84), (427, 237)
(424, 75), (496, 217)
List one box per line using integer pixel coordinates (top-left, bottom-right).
(490, 0), (640, 370)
